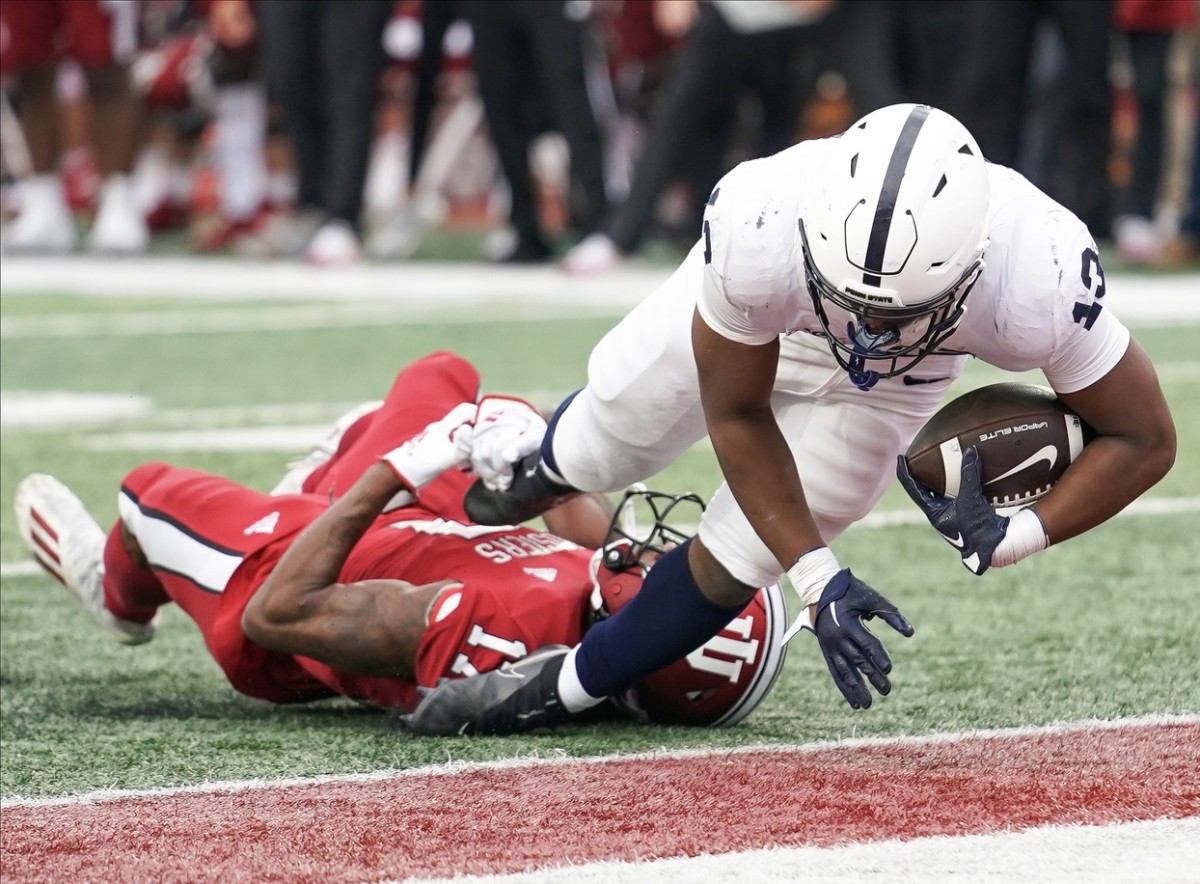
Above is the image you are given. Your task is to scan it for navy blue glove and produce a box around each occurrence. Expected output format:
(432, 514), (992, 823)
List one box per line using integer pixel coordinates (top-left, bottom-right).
(896, 446), (1008, 575)
(808, 570), (914, 709)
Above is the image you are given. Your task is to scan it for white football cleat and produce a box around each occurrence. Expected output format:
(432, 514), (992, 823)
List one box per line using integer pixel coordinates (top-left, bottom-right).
(561, 233), (624, 276)
(305, 219), (361, 266)
(88, 175), (150, 255)
(270, 400), (384, 495)
(1, 174), (78, 254)
(13, 474), (157, 645)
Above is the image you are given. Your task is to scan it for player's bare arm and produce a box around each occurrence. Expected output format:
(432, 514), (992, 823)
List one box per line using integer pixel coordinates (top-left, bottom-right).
(243, 461), (454, 678)
(691, 307), (825, 602)
(1043, 338), (1176, 544)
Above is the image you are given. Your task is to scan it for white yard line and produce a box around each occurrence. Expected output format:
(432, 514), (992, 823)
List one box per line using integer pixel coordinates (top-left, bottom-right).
(394, 817), (1200, 884)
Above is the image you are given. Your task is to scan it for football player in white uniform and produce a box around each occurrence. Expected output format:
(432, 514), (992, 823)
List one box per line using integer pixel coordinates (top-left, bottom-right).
(402, 104), (1177, 738)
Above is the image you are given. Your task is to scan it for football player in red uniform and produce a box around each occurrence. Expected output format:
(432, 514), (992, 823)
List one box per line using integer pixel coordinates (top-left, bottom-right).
(14, 352), (786, 728)
(1, 0), (148, 253)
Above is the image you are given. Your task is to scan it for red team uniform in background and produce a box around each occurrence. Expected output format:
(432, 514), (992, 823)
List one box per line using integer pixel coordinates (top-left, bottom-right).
(105, 352), (595, 712)
(0, 0), (140, 75)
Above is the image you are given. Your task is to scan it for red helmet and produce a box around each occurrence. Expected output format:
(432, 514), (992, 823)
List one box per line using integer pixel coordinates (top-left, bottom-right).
(589, 489), (789, 727)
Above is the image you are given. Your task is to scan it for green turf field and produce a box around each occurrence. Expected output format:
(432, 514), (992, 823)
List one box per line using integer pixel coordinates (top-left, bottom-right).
(1, 263), (1197, 799)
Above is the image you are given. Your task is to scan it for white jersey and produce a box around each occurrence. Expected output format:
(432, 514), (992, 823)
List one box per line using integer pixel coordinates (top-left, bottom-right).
(698, 139), (1129, 394)
(553, 138), (1134, 587)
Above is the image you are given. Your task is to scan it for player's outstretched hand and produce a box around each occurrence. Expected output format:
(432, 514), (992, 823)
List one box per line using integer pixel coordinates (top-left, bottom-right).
(468, 396), (548, 491)
(896, 447), (1008, 575)
(381, 402), (478, 493)
(806, 570), (914, 709)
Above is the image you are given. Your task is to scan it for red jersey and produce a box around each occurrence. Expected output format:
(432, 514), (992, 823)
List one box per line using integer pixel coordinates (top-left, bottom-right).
(112, 350), (597, 713)
(234, 507), (595, 710)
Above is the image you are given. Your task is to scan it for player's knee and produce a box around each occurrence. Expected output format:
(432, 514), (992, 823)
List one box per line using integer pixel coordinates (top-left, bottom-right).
(82, 64), (131, 101)
(399, 351), (480, 401)
(686, 538), (758, 608)
(118, 521), (149, 569)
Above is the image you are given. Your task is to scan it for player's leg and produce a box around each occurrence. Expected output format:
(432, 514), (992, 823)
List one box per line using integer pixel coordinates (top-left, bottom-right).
(552, 346), (874, 716)
(270, 401), (383, 495)
(0, 2), (78, 253)
(14, 472), (158, 645)
(69, 0), (147, 254)
(465, 243), (711, 524)
(302, 351), (482, 513)
(116, 462), (335, 702)
(273, 351), (483, 497)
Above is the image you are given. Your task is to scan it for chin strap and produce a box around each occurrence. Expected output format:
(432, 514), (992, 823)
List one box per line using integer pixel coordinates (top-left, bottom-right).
(845, 321), (900, 391)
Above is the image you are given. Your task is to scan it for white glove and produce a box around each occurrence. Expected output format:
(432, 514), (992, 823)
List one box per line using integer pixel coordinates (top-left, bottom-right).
(380, 402), (477, 493)
(467, 395), (548, 491)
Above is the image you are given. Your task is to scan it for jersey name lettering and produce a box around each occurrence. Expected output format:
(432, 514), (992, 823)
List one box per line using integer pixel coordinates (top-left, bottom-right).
(475, 532), (581, 564)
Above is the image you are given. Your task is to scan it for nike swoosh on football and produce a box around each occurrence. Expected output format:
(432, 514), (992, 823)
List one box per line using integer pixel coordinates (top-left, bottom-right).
(984, 445), (1058, 485)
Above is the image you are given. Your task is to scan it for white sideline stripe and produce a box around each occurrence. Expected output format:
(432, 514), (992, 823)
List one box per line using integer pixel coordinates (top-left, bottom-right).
(82, 425), (335, 452)
(4, 498), (1197, 580)
(0, 394), (569, 432)
(0, 303), (632, 339)
(0, 257), (678, 305)
(2, 713), (1196, 808)
(397, 818), (1200, 884)
(0, 257), (1197, 319)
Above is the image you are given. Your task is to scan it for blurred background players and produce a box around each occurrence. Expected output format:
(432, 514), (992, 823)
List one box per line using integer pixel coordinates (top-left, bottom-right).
(1, 0), (1195, 268)
(461, 0), (613, 263)
(1, 0), (148, 254)
(563, 0), (837, 275)
(1110, 0), (1197, 264)
(256, 0), (394, 265)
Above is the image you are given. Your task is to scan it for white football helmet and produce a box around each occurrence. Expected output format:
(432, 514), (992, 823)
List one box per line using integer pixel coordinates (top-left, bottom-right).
(800, 103), (990, 389)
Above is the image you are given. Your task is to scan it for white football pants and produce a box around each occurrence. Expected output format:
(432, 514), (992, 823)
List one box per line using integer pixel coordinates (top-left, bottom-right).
(551, 242), (967, 588)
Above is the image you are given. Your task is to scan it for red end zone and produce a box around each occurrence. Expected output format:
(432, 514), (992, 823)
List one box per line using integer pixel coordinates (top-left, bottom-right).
(2, 719), (1197, 883)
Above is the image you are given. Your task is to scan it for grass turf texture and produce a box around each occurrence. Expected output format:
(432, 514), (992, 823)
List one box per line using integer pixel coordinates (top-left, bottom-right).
(1, 281), (1197, 798)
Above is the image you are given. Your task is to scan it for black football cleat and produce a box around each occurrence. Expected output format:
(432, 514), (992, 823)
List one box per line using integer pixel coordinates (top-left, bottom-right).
(463, 451), (579, 525)
(402, 645), (571, 736)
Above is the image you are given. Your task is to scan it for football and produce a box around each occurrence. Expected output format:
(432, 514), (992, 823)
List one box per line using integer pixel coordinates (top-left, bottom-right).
(903, 383), (1095, 508)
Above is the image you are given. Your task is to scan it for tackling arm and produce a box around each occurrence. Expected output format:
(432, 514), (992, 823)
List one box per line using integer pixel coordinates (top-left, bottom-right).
(1041, 338), (1176, 544)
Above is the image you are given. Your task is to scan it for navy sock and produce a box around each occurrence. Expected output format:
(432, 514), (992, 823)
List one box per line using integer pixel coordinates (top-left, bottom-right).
(574, 539), (745, 698)
(539, 389), (581, 482)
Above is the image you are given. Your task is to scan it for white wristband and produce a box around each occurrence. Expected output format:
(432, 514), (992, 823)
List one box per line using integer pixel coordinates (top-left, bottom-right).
(786, 546), (842, 608)
(380, 443), (446, 492)
(990, 507), (1049, 568)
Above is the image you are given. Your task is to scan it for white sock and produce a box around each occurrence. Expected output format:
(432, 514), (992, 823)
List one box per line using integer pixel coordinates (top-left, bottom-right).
(214, 84), (267, 221)
(556, 645), (604, 713)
